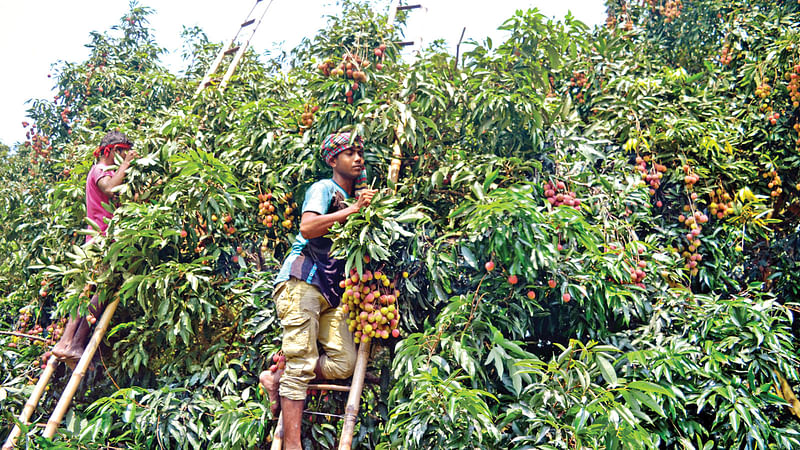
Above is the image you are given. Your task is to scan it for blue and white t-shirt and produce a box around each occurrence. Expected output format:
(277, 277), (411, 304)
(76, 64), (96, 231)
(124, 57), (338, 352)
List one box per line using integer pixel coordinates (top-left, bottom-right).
(274, 179), (350, 306)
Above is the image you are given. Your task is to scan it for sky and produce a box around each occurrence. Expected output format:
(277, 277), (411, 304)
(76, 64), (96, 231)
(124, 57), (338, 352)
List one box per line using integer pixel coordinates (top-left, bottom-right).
(0, 1), (605, 147)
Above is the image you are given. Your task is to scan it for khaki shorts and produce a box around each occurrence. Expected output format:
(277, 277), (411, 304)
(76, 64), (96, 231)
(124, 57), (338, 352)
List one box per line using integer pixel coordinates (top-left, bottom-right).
(275, 278), (356, 401)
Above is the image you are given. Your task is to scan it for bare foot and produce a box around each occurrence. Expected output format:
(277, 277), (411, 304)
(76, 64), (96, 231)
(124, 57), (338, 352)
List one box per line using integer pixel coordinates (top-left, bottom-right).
(51, 340), (72, 360)
(58, 345), (84, 362)
(260, 369), (283, 417)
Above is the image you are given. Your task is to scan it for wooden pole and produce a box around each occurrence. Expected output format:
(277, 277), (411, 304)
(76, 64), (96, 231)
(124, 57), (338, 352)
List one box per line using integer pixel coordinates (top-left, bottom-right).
(338, 340), (371, 450)
(270, 412), (284, 450)
(2, 355), (59, 450)
(42, 298), (120, 440)
(388, 141), (402, 185)
(0, 331), (49, 343)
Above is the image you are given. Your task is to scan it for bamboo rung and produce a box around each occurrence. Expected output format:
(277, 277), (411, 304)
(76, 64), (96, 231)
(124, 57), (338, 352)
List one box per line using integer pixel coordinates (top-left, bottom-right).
(224, 46), (241, 55)
(304, 410), (345, 419)
(397, 4), (422, 10)
(308, 383), (350, 392)
(241, 19), (255, 27)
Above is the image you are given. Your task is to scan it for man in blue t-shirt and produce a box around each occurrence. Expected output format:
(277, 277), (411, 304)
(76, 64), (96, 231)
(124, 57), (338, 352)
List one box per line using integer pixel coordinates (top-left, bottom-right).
(260, 132), (376, 449)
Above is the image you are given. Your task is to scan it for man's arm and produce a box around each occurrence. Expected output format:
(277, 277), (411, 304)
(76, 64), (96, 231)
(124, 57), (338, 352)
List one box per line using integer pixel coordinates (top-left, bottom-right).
(299, 189), (376, 239)
(97, 151), (138, 197)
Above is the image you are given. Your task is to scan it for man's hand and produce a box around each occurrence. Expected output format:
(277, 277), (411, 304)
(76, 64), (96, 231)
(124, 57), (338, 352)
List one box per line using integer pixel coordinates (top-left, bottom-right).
(122, 150), (138, 165)
(354, 189), (378, 211)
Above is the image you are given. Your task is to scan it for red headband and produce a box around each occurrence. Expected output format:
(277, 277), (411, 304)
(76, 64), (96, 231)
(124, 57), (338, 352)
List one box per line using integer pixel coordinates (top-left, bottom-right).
(94, 142), (132, 158)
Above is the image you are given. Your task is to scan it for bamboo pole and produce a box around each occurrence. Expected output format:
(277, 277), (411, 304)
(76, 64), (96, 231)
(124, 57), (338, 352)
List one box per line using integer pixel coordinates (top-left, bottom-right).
(2, 355), (59, 450)
(307, 383), (351, 392)
(338, 340), (371, 450)
(270, 412), (284, 450)
(388, 141), (402, 185)
(42, 297), (120, 440)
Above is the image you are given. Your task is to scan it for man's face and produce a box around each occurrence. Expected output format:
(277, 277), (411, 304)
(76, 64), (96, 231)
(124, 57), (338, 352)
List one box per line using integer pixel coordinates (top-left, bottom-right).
(331, 146), (365, 179)
(112, 144), (131, 161)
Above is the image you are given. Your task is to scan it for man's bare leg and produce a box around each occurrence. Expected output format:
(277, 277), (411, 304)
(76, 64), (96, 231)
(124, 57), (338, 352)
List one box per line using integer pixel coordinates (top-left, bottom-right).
(51, 317), (80, 360)
(281, 397), (305, 450)
(51, 294), (103, 364)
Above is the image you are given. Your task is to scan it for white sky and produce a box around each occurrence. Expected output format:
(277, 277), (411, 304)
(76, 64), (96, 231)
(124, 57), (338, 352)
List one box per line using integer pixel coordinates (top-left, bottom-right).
(0, 1), (605, 146)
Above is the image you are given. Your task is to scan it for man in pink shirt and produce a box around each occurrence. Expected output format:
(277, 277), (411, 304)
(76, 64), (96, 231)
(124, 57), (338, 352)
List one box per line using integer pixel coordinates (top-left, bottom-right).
(52, 131), (137, 363)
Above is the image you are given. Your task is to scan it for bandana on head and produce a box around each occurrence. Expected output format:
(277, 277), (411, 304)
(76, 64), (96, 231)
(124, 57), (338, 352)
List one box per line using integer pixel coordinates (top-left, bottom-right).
(93, 142), (132, 158)
(321, 132), (368, 191)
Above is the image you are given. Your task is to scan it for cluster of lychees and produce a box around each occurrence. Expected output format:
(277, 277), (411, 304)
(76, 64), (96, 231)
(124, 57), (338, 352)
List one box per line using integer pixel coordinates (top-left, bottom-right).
(570, 72), (587, 89)
(709, 188), (734, 219)
(755, 82), (771, 99)
(767, 111), (781, 125)
(765, 170), (783, 198)
(659, 0), (683, 22)
(635, 155), (666, 196)
(569, 71), (589, 103)
(300, 104), (319, 128)
(605, 13), (618, 29)
(22, 122), (53, 164)
(682, 164), (699, 199)
(719, 45), (733, 65)
(678, 208), (708, 276)
(217, 213), (236, 236)
(787, 65), (800, 107)
(257, 191), (294, 230)
(318, 48), (384, 105)
(341, 268), (401, 344)
(629, 256), (648, 287)
(9, 309), (67, 355)
(543, 180), (581, 209)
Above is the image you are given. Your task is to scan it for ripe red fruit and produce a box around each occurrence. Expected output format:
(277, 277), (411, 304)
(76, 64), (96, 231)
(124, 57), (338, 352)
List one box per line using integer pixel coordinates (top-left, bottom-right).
(527, 290), (536, 299)
(508, 275), (518, 285)
(485, 261), (495, 271)
(548, 279), (557, 288)
(180, 229), (188, 238)
(232, 255), (239, 263)
(391, 328), (400, 338)
(562, 293), (571, 302)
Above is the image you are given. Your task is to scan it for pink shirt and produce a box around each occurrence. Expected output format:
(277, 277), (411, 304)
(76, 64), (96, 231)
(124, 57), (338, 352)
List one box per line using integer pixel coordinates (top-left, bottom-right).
(85, 164), (116, 242)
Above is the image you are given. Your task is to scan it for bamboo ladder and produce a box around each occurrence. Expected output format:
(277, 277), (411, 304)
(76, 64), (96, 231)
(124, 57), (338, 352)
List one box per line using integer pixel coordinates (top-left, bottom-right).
(195, 0), (274, 95)
(269, 3), (426, 447)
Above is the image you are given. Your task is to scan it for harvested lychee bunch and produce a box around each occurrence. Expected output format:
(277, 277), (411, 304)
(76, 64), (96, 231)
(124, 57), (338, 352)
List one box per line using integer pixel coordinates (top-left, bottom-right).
(269, 352), (286, 373)
(340, 268), (401, 344)
(543, 180), (581, 209)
